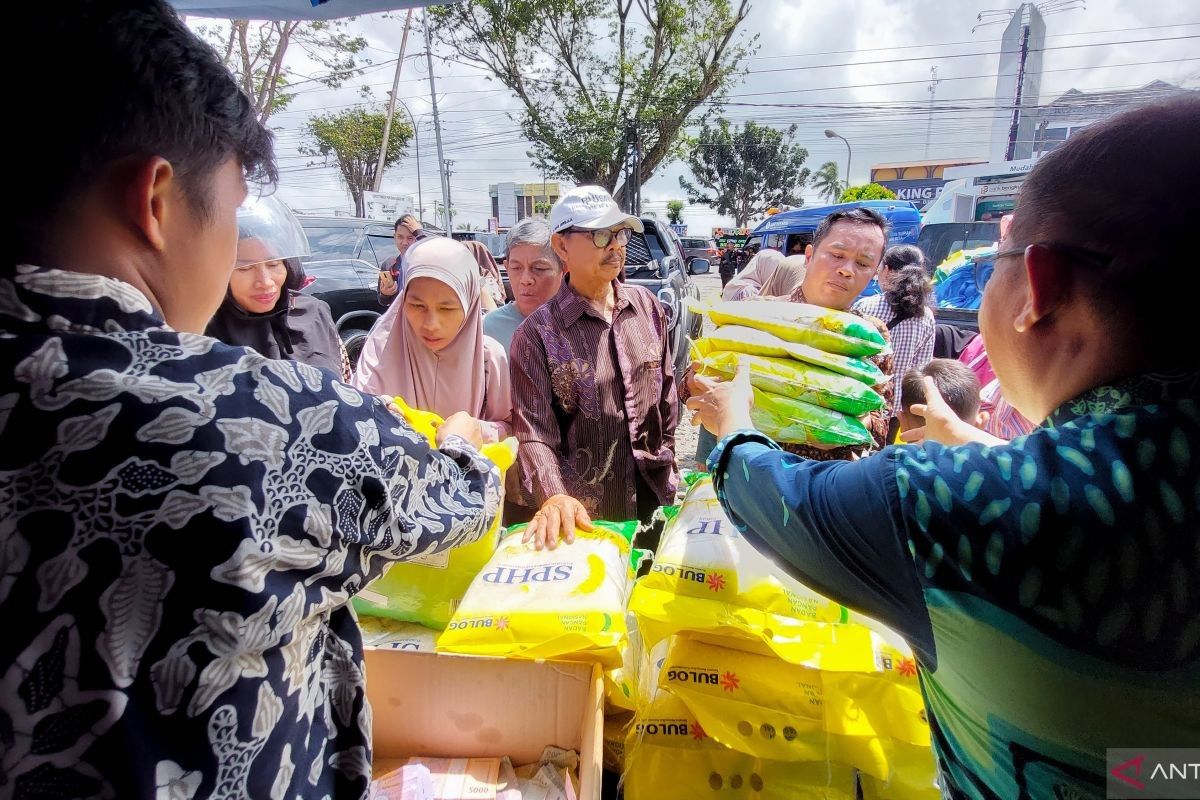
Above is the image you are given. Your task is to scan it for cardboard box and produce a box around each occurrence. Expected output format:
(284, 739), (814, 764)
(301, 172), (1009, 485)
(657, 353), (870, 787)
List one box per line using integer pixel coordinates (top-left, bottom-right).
(365, 649), (603, 800)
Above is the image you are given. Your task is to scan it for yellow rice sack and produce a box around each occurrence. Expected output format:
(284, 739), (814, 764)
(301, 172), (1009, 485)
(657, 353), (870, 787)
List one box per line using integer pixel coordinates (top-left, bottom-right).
(697, 349), (885, 416)
(352, 398), (516, 630)
(624, 659), (858, 800)
(693, 326), (884, 385)
(750, 387), (873, 447)
(692, 299), (887, 357)
(603, 711), (634, 773)
(658, 635), (931, 761)
(436, 521), (636, 668)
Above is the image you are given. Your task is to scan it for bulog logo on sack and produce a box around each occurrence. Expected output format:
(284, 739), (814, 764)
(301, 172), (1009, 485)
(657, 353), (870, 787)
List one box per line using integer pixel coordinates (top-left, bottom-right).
(1107, 749), (1200, 799)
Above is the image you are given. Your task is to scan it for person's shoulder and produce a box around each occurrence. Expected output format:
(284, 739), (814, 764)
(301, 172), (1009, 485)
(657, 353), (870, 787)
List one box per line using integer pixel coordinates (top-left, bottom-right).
(483, 334), (509, 365)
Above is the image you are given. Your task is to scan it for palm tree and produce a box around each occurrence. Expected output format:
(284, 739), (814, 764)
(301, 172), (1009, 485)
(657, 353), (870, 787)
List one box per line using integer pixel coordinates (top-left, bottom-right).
(813, 161), (843, 204)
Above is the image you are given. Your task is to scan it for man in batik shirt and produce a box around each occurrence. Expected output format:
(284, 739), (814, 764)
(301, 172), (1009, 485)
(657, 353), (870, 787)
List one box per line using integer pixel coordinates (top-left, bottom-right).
(688, 96), (1200, 799)
(512, 186), (679, 548)
(1, 4), (500, 798)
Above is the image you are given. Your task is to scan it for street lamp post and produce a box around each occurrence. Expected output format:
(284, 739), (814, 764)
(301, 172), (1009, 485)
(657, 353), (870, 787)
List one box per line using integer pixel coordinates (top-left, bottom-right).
(825, 129), (852, 192)
(390, 96), (423, 223)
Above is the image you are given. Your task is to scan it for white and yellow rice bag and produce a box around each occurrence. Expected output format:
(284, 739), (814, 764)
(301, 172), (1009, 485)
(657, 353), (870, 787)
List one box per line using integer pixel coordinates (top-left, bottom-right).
(693, 299), (888, 357)
(436, 520), (636, 668)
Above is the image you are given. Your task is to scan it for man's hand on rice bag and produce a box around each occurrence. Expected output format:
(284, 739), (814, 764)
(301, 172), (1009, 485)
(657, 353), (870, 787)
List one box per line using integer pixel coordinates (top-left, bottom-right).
(686, 362), (754, 438)
(436, 411), (485, 450)
(524, 494), (592, 551)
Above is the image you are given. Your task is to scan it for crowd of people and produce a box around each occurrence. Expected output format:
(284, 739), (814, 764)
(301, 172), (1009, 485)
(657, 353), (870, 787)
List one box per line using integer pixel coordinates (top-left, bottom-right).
(3, 2), (1197, 798)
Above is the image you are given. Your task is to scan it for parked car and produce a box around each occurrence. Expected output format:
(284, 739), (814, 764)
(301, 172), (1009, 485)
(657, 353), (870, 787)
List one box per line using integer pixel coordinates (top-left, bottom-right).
(679, 236), (720, 273)
(916, 221), (1000, 271)
(295, 215), (399, 365)
(626, 217), (709, 380)
(749, 200), (923, 255)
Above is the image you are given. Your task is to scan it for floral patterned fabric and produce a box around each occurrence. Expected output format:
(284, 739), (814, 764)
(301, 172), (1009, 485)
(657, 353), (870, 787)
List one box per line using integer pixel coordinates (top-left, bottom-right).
(0, 266), (501, 799)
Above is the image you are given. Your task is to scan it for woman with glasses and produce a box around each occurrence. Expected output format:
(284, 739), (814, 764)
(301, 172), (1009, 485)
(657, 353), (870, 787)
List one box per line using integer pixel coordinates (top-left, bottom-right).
(511, 186), (679, 548)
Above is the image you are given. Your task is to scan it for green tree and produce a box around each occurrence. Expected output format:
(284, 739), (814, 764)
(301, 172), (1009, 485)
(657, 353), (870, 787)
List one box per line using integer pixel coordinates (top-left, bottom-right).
(301, 109), (413, 218)
(839, 183), (898, 202)
(679, 120), (810, 227)
(812, 161), (843, 204)
(435, 200), (457, 230)
(666, 199), (685, 225)
(534, 200), (553, 215)
(194, 19), (368, 123)
(430, 0), (756, 207)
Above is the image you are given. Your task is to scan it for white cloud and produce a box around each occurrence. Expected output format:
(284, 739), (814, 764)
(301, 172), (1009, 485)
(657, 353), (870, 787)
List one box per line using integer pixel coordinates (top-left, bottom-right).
(198, 0), (1198, 232)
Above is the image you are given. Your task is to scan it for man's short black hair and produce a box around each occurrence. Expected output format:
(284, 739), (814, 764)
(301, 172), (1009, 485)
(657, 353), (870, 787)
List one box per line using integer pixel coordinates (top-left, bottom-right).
(12, 0), (276, 259)
(902, 360), (981, 422)
(811, 207), (889, 258)
(1007, 94), (1198, 360)
(394, 214), (421, 232)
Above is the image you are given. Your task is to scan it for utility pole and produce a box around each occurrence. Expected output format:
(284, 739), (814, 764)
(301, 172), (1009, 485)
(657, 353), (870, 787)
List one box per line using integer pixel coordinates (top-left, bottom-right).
(924, 66), (941, 160)
(425, 11), (451, 233)
(443, 159), (455, 230)
(372, 9), (414, 193)
(1005, 19), (1032, 161)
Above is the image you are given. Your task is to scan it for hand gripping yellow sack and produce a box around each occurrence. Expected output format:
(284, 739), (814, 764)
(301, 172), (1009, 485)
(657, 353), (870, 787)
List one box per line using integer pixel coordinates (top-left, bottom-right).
(692, 299), (887, 357)
(657, 636), (932, 779)
(693, 326), (884, 386)
(624, 659), (857, 800)
(351, 398), (516, 630)
(696, 350), (884, 416)
(436, 520), (636, 667)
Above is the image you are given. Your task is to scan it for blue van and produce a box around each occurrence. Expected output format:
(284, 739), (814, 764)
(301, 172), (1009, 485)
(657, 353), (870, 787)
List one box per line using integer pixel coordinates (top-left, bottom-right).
(750, 199), (921, 256)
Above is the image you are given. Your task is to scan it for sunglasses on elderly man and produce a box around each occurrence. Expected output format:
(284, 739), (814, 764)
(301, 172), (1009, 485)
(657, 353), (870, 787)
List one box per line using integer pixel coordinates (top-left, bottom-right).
(563, 227), (632, 248)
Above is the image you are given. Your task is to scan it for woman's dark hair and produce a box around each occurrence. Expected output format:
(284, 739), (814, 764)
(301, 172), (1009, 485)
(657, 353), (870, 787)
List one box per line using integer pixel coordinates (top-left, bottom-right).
(886, 264), (933, 324)
(12, 0), (276, 259)
(883, 244), (926, 273)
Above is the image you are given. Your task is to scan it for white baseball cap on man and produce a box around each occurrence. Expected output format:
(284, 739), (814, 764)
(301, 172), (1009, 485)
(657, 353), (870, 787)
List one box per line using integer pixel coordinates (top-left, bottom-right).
(549, 185), (645, 234)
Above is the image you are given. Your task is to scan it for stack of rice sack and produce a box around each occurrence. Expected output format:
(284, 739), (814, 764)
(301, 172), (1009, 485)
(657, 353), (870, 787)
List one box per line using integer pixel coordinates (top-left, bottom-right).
(353, 398), (517, 635)
(623, 477), (940, 799)
(689, 300), (888, 448)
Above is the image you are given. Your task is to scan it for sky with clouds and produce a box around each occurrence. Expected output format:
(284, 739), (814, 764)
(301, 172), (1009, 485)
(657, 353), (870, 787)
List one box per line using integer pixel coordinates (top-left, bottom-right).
(193, 0), (1199, 234)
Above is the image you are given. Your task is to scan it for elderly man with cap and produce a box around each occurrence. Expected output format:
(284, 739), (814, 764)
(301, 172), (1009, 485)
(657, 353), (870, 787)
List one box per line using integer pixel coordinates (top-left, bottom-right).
(512, 186), (679, 547)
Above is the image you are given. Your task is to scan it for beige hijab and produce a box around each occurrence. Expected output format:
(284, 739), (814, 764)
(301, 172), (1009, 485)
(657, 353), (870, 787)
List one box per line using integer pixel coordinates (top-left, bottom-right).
(353, 237), (512, 423)
(760, 254), (807, 297)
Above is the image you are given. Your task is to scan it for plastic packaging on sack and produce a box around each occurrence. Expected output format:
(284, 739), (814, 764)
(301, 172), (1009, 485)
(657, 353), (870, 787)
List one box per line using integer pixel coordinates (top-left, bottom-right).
(437, 521), (636, 668)
(352, 398), (516, 630)
(691, 299), (887, 357)
(696, 350), (885, 416)
(358, 617), (438, 652)
(750, 387), (872, 447)
(624, 657), (858, 800)
(693, 327), (884, 386)
(657, 635), (933, 782)
(604, 612), (642, 712)
(603, 711), (634, 773)
(859, 750), (943, 800)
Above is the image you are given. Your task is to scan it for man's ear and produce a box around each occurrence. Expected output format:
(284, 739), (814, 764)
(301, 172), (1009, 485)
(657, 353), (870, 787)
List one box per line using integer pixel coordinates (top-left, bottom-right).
(124, 156), (175, 252)
(805, 243), (814, 260)
(1014, 244), (1073, 333)
(976, 410), (991, 429)
(550, 233), (571, 269)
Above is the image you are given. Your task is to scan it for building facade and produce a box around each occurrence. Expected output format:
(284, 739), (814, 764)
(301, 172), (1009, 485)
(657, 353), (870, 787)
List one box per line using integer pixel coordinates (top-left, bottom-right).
(869, 158), (987, 206)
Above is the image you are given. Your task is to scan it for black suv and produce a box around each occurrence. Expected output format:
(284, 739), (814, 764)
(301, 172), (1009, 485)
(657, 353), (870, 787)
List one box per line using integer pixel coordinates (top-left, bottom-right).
(295, 216), (400, 363)
(625, 217), (709, 378)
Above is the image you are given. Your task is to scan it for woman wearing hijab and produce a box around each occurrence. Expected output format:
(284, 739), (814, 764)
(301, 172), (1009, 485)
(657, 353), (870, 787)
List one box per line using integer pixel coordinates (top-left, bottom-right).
(354, 237), (513, 444)
(722, 250), (806, 301)
(206, 195), (350, 380)
(464, 239), (506, 311)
